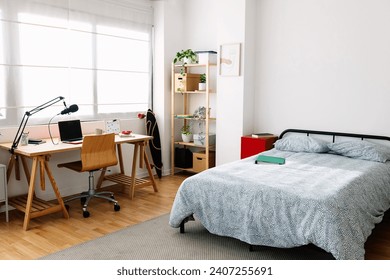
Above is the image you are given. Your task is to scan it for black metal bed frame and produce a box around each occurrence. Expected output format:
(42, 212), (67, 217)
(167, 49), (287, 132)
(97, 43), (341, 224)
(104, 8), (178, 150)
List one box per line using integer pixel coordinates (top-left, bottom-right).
(280, 128), (390, 142)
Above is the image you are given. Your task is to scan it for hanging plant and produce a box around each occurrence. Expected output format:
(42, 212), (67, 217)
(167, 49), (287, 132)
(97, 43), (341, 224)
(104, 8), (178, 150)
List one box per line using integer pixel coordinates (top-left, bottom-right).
(174, 49), (198, 65)
(174, 49), (198, 75)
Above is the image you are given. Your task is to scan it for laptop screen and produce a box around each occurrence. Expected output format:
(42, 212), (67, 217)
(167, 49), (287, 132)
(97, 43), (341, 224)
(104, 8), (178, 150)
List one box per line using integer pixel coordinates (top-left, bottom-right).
(58, 120), (83, 142)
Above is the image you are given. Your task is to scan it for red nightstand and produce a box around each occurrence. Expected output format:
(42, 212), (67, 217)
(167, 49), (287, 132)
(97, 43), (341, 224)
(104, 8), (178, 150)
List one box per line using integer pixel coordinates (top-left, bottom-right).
(240, 134), (278, 159)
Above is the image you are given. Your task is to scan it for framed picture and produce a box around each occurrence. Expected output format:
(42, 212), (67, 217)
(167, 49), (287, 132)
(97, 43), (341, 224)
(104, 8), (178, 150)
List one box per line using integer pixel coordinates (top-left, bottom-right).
(105, 119), (120, 134)
(219, 43), (241, 76)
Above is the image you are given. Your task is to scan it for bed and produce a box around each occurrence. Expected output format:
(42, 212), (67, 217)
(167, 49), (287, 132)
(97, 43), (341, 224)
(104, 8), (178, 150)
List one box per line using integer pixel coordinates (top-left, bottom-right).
(169, 129), (390, 260)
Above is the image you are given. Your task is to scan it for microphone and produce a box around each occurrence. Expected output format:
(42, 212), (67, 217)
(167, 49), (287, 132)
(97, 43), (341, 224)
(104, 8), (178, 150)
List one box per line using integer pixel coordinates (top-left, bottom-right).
(60, 104), (79, 115)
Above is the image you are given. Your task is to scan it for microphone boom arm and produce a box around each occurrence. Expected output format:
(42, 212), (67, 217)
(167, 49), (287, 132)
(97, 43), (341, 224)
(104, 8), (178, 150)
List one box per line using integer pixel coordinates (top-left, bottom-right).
(10, 96), (65, 154)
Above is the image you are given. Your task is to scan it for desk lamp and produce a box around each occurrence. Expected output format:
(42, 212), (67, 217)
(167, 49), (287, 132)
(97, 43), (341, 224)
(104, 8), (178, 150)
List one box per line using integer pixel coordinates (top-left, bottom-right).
(9, 96), (78, 154)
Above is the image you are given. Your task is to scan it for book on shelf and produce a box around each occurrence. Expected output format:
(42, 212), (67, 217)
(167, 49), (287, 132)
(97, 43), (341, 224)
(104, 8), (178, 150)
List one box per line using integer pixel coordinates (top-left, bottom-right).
(251, 133), (275, 138)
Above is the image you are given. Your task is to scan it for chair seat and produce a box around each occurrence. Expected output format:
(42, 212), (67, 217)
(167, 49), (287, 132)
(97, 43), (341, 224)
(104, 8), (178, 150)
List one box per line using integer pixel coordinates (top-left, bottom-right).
(57, 161), (83, 172)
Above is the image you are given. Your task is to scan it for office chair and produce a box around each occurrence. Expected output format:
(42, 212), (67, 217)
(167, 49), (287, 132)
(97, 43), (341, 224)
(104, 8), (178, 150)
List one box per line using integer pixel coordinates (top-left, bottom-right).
(58, 133), (120, 218)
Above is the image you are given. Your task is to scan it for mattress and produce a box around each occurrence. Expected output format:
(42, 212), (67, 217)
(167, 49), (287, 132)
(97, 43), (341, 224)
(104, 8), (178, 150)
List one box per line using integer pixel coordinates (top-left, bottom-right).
(169, 149), (390, 260)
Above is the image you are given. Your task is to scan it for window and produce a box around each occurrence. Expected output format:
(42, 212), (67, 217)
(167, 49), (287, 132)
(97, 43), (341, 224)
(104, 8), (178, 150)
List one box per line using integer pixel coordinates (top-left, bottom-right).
(0, 0), (153, 126)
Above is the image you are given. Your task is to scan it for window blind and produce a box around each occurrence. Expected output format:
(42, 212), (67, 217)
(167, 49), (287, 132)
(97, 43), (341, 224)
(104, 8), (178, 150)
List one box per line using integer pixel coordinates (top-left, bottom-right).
(0, 0), (153, 126)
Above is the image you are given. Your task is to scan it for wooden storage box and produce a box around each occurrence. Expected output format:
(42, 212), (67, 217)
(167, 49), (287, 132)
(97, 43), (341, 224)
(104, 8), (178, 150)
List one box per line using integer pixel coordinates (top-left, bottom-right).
(175, 73), (200, 92)
(196, 51), (217, 64)
(193, 151), (215, 173)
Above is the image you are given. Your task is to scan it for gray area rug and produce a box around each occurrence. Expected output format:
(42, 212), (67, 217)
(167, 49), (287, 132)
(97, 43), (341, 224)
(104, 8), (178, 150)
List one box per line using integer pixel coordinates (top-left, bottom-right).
(41, 214), (334, 260)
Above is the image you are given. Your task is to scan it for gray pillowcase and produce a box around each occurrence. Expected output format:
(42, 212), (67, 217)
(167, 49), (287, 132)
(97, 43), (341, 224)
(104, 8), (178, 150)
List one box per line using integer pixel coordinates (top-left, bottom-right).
(327, 141), (390, 163)
(274, 135), (329, 153)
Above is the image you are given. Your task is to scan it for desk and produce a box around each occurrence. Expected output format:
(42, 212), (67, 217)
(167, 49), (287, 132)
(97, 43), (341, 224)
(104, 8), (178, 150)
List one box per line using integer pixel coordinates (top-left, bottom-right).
(0, 134), (157, 230)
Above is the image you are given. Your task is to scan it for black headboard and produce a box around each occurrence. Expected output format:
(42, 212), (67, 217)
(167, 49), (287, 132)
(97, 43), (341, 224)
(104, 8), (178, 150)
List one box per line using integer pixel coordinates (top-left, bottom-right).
(279, 129), (390, 143)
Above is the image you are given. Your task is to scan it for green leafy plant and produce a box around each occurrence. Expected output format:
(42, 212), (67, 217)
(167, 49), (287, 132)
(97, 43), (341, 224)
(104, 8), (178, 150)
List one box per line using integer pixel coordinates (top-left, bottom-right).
(174, 49), (198, 76)
(181, 124), (192, 135)
(200, 73), (206, 83)
(173, 49), (198, 65)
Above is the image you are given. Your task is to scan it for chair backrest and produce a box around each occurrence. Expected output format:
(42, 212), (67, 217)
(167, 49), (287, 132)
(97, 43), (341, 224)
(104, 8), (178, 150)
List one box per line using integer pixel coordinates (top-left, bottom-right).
(80, 133), (118, 172)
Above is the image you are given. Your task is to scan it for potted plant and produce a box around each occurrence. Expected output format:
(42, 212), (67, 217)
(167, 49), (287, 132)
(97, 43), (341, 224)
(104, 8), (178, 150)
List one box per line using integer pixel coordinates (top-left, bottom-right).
(174, 49), (198, 75)
(198, 73), (206, 91)
(174, 49), (198, 65)
(181, 124), (192, 143)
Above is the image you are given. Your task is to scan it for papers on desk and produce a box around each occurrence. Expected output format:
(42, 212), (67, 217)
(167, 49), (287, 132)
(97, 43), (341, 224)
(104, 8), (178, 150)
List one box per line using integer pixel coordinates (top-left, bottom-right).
(119, 133), (135, 138)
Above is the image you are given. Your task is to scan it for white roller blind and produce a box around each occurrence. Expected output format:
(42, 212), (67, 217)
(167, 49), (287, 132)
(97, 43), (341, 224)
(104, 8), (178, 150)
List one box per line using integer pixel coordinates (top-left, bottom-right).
(0, 0), (153, 125)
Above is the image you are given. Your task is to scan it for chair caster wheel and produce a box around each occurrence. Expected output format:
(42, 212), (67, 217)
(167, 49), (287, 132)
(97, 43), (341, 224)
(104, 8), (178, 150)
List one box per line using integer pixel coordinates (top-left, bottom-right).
(83, 210), (90, 218)
(114, 204), (120, 212)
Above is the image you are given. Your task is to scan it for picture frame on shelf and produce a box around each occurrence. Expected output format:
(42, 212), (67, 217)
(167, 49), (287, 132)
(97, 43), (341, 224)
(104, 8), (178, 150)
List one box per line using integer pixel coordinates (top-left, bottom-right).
(219, 43), (241, 76)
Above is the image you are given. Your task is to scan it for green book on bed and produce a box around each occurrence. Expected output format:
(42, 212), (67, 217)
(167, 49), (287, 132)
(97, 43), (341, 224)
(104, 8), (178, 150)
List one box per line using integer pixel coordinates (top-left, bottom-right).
(255, 155), (285, 165)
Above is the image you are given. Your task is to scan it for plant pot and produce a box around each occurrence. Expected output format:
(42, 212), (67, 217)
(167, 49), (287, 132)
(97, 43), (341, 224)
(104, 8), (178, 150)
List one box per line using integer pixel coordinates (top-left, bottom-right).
(183, 57), (196, 64)
(198, 83), (206, 91)
(181, 133), (192, 143)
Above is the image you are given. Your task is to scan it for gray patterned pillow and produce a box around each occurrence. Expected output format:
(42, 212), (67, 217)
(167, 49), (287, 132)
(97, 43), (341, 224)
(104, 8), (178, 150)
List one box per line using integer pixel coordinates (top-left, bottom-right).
(274, 135), (329, 153)
(327, 141), (390, 162)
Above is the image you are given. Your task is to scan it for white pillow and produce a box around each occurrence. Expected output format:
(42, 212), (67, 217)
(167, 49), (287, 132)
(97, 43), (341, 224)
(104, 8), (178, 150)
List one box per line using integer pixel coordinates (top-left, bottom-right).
(274, 135), (329, 153)
(328, 141), (390, 163)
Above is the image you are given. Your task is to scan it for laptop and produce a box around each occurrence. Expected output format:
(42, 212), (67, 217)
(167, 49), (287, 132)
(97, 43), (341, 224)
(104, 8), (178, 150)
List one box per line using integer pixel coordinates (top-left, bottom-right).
(58, 119), (83, 143)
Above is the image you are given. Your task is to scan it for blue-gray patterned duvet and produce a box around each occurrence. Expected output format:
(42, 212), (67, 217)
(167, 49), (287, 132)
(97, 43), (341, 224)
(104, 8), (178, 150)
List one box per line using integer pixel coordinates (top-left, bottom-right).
(169, 136), (390, 260)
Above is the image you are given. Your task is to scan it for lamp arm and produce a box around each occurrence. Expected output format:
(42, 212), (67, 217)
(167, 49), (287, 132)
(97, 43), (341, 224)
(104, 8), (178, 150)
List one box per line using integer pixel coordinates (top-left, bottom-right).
(27, 96), (65, 116)
(9, 96), (65, 154)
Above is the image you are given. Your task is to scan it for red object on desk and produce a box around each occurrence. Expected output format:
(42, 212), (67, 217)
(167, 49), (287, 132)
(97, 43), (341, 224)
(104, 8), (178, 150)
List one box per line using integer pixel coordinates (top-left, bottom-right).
(240, 135), (278, 159)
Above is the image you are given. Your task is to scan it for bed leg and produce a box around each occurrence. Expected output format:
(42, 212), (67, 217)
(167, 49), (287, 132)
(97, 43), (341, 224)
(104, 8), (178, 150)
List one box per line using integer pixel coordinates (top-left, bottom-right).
(180, 221), (185, 234)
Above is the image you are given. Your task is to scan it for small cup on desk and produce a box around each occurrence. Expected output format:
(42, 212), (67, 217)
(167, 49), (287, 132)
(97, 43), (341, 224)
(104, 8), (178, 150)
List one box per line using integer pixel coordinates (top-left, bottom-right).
(21, 132), (29, 145)
(95, 128), (103, 135)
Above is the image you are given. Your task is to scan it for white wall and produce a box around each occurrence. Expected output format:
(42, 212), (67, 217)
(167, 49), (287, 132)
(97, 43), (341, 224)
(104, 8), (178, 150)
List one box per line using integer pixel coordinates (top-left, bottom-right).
(215, 0), (257, 164)
(255, 0), (390, 136)
(242, 0), (257, 136)
(215, 0), (246, 164)
(181, 0), (218, 50)
(152, 0), (186, 177)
